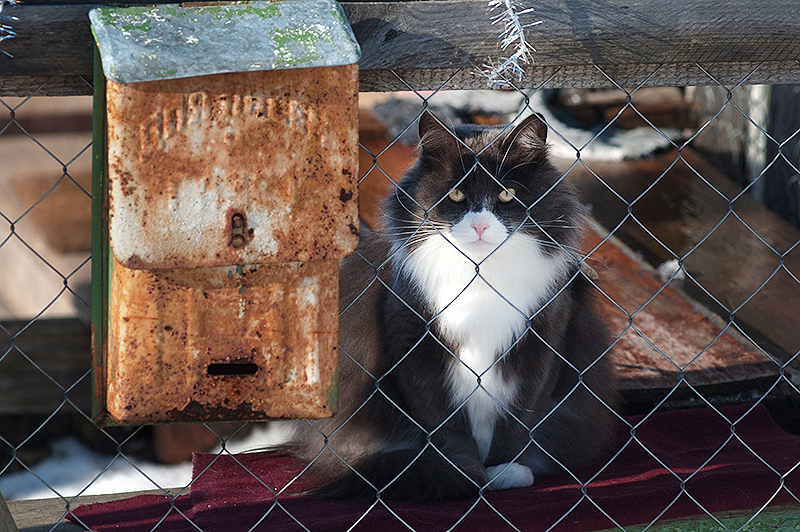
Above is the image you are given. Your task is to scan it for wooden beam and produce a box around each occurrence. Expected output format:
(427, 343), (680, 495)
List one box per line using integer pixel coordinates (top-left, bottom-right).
(1, 0), (800, 95)
(0, 319), (92, 415)
(358, 62), (800, 92)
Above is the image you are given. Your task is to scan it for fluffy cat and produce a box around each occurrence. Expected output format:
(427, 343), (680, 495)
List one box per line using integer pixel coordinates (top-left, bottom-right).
(287, 111), (616, 501)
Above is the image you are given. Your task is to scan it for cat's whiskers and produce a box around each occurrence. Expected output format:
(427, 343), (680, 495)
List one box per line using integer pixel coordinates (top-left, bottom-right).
(502, 179), (531, 194)
(496, 126), (518, 178)
(378, 223), (438, 237)
(392, 189), (428, 223)
(459, 151), (470, 182)
(532, 237), (581, 250)
(385, 220), (447, 248)
(531, 240), (588, 264)
(523, 216), (577, 227)
(528, 222), (580, 232)
(498, 160), (534, 183)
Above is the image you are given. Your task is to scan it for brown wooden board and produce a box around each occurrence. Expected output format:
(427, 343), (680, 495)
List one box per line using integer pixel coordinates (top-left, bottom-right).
(587, 225), (780, 404)
(7, 489), (183, 532)
(561, 148), (800, 369)
(0, 319), (92, 415)
(357, 105), (417, 229)
(0, 492), (20, 532)
(3, 1), (800, 95)
(550, 87), (697, 131)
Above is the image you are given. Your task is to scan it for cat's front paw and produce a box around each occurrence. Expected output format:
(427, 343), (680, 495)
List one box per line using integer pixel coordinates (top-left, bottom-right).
(485, 463), (534, 490)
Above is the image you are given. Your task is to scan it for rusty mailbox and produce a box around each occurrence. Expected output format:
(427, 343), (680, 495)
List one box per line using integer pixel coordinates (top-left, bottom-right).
(89, 0), (360, 425)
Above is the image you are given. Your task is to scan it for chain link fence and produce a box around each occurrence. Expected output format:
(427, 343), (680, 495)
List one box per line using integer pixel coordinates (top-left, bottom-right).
(1, 60), (800, 532)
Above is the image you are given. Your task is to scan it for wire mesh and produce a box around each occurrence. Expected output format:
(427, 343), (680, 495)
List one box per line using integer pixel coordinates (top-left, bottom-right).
(1, 61), (799, 532)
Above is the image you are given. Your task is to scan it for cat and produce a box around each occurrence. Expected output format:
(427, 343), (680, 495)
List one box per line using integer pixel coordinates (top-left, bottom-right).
(286, 110), (617, 501)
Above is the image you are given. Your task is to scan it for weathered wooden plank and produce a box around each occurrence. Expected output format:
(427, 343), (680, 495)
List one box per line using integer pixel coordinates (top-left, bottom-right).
(359, 62), (800, 92)
(588, 225), (780, 403)
(344, 0), (800, 79)
(561, 148), (800, 368)
(7, 489), (183, 532)
(552, 87), (696, 130)
(2, 0), (800, 95)
(0, 76), (93, 97)
(0, 319), (92, 415)
(0, 5), (94, 78)
(0, 492), (20, 532)
(4, 62), (799, 97)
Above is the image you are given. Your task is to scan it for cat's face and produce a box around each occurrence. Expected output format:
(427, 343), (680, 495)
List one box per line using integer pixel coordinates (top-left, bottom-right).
(387, 112), (579, 262)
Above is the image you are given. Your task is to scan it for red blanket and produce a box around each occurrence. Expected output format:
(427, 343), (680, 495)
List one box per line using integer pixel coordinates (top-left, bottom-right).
(69, 404), (800, 532)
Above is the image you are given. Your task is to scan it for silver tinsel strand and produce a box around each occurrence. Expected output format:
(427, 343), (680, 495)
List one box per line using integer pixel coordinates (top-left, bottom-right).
(481, 0), (541, 89)
(0, 0), (18, 58)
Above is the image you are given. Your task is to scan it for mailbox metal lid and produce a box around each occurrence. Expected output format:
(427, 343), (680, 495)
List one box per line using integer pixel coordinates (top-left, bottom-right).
(89, 0), (361, 84)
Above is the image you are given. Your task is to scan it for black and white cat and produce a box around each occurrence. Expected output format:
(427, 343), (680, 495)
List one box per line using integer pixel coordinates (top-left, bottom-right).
(287, 111), (616, 501)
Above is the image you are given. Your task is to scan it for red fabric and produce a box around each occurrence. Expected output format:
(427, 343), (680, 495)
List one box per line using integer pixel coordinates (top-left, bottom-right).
(70, 404), (800, 532)
(68, 494), (195, 532)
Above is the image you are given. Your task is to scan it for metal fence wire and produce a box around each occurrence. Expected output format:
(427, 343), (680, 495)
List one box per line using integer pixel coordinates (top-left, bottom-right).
(1, 62), (800, 532)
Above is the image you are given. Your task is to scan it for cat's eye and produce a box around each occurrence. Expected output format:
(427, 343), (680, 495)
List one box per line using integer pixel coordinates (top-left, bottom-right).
(448, 188), (466, 202)
(498, 188), (516, 203)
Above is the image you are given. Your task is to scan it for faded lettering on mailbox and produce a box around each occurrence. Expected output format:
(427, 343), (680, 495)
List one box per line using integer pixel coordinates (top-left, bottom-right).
(107, 66), (359, 271)
(137, 92), (323, 162)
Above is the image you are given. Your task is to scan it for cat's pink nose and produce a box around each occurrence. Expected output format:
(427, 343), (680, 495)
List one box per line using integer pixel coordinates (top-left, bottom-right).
(472, 222), (490, 238)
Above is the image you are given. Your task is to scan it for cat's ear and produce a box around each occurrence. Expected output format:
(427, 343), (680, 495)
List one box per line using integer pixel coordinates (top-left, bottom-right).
(503, 112), (548, 150)
(418, 110), (449, 139)
(418, 111), (458, 158)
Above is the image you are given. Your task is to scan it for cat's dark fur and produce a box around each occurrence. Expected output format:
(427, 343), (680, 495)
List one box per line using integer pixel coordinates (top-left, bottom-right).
(287, 111), (616, 501)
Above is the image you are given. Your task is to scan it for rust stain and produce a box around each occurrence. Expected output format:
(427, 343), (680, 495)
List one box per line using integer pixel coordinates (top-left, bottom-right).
(106, 256), (339, 424)
(106, 66), (359, 270)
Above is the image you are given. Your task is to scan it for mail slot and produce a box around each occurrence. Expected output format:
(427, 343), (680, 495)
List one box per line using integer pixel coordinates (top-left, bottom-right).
(90, 0), (360, 425)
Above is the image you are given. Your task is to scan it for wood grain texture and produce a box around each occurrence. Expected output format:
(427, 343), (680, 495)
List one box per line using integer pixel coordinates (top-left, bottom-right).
(359, 62), (800, 91)
(563, 148), (800, 369)
(0, 492), (20, 532)
(7, 489), (183, 532)
(1, 0), (800, 95)
(589, 225), (779, 404)
(0, 319), (92, 415)
(343, 0), (800, 69)
(0, 5), (94, 77)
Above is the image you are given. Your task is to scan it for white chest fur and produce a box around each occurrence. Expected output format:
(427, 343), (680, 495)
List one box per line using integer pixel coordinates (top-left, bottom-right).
(398, 210), (567, 462)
